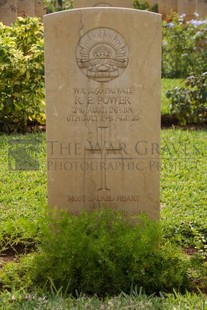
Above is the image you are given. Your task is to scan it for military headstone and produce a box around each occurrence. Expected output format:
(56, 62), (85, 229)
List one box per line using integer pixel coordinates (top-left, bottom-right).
(74, 0), (132, 8)
(178, 0), (196, 19)
(34, 0), (45, 18)
(0, 0), (17, 25)
(166, 0), (178, 14)
(158, 0), (167, 17)
(44, 8), (161, 219)
(17, 0), (35, 17)
(196, 0), (207, 18)
(148, 0), (158, 7)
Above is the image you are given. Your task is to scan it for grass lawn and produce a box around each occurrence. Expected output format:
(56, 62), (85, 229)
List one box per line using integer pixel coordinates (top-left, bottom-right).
(0, 128), (207, 308)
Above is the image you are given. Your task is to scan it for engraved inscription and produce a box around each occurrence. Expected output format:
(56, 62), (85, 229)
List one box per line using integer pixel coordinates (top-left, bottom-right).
(68, 195), (140, 203)
(76, 28), (129, 82)
(66, 87), (140, 123)
(85, 127), (123, 191)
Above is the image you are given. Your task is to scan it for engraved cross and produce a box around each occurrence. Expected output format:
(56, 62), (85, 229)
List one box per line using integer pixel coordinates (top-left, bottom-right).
(85, 127), (123, 191)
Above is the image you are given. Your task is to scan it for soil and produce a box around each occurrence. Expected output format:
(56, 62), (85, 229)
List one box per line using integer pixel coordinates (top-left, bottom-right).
(0, 244), (36, 268)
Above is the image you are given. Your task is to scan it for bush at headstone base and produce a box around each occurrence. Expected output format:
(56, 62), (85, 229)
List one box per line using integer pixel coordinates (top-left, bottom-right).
(28, 210), (190, 297)
(162, 13), (207, 78)
(166, 72), (207, 126)
(0, 17), (45, 133)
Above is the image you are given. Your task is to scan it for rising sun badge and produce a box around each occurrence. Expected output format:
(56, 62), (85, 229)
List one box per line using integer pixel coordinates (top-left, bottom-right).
(76, 28), (129, 82)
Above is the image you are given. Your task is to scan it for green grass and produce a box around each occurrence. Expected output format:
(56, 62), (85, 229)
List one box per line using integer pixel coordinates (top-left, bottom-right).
(161, 129), (207, 246)
(161, 79), (183, 115)
(0, 290), (207, 309)
(0, 129), (207, 307)
(0, 133), (47, 252)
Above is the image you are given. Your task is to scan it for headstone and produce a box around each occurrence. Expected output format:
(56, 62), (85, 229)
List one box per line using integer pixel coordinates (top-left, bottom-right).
(0, 0), (17, 25)
(166, 0), (178, 15)
(74, 0), (132, 8)
(148, 0), (158, 7)
(34, 0), (45, 18)
(196, 0), (207, 18)
(158, 0), (167, 17)
(178, 0), (196, 20)
(17, 0), (35, 17)
(44, 8), (161, 219)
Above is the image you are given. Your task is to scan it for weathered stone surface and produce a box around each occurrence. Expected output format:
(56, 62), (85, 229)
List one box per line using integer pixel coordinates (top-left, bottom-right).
(17, 0), (35, 17)
(158, 0), (166, 16)
(0, 0), (17, 25)
(148, 0), (158, 7)
(178, 0), (196, 19)
(74, 0), (132, 8)
(34, 0), (45, 18)
(166, 0), (178, 14)
(44, 8), (161, 219)
(196, 0), (207, 18)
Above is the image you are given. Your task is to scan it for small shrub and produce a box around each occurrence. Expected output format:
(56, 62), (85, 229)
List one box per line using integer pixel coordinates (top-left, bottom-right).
(0, 254), (35, 291)
(0, 17), (45, 133)
(166, 72), (207, 125)
(133, 1), (150, 10)
(27, 209), (190, 297)
(162, 13), (207, 78)
(44, 0), (73, 12)
(133, 1), (158, 12)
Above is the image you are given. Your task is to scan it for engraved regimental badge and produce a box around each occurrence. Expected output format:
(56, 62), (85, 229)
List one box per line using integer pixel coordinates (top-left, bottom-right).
(76, 28), (129, 82)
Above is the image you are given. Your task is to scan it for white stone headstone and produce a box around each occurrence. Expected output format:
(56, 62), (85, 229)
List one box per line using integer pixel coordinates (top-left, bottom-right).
(17, 0), (35, 17)
(196, 0), (207, 18)
(0, 0), (17, 25)
(178, 0), (196, 20)
(44, 8), (161, 219)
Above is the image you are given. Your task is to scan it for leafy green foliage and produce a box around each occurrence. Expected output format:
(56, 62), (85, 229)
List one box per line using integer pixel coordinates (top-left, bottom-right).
(44, 0), (157, 12)
(44, 0), (73, 12)
(161, 78), (183, 115)
(133, 0), (158, 12)
(0, 18), (45, 132)
(133, 1), (150, 10)
(0, 134), (47, 253)
(0, 290), (206, 309)
(162, 13), (207, 78)
(166, 72), (207, 125)
(29, 209), (190, 297)
(0, 129), (207, 303)
(161, 129), (207, 253)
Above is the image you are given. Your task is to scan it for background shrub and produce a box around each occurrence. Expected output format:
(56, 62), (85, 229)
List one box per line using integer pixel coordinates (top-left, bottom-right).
(0, 17), (45, 133)
(28, 209), (190, 297)
(44, 0), (73, 13)
(133, 1), (150, 10)
(166, 72), (207, 125)
(162, 13), (207, 78)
